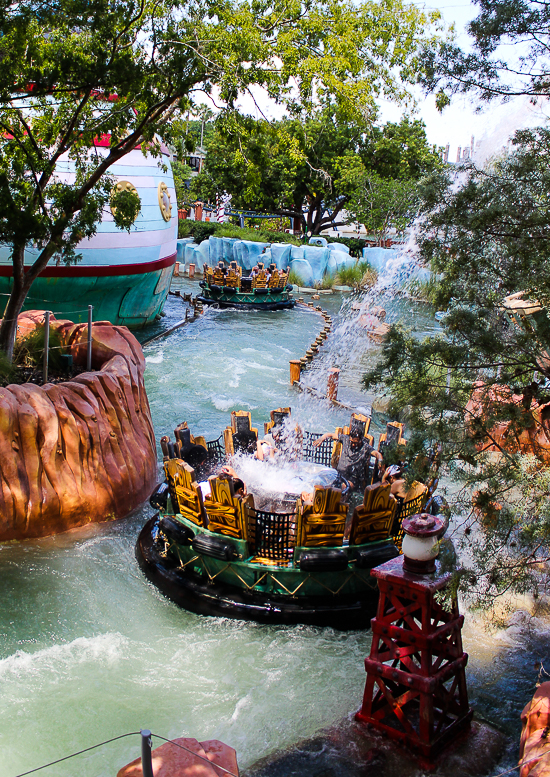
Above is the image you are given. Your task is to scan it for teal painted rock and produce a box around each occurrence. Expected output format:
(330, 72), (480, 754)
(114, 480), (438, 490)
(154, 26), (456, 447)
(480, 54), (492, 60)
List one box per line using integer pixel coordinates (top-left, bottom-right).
(332, 250), (355, 270)
(303, 246), (329, 281)
(362, 246), (401, 273)
(289, 257), (314, 287)
(233, 240), (271, 271)
(328, 242), (350, 254)
(269, 243), (293, 270)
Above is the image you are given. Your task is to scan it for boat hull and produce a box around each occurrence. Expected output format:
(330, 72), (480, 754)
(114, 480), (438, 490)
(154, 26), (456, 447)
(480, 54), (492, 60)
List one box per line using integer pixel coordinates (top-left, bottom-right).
(137, 514), (384, 629)
(197, 294), (295, 311)
(0, 255), (175, 327)
(0, 147), (177, 328)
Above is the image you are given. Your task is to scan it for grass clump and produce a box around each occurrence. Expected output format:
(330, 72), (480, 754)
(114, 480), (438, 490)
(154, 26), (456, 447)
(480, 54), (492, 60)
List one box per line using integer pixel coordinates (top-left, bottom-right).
(335, 261), (376, 288)
(13, 325), (66, 372)
(288, 269), (306, 287)
(407, 275), (438, 303)
(315, 273), (336, 290)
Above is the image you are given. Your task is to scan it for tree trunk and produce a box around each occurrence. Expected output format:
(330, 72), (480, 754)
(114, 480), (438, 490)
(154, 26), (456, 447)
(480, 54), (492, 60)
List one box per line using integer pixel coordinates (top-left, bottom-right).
(0, 244), (30, 362)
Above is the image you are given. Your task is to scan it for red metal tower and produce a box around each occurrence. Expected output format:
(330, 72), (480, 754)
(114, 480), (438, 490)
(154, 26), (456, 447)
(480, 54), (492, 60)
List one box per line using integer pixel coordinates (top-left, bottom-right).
(356, 516), (472, 767)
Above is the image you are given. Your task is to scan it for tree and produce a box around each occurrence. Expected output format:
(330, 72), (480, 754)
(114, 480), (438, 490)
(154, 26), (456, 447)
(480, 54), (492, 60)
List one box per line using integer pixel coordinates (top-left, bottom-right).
(363, 128), (550, 613)
(420, 0), (550, 105)
(336, 118), (442, 242)
(338, 168), (420, 243)
(170, 158), (193, 209)
(0, 0), (443, 360)
(191, 113), (441, 234)
(191, 108), (368, 233)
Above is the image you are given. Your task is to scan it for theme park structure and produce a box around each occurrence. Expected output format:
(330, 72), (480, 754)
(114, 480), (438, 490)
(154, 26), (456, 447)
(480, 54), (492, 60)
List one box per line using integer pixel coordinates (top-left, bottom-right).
(0, 143), (177, 328)
(466, 291), (550, 462)
(137, 409), (444, 628)
(0, 312), (156, 541)
(197, 261), (295, 311)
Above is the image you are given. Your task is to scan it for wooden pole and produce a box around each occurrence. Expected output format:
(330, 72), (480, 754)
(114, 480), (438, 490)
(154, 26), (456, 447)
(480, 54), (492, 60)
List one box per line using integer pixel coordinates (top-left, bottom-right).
(42, 311), (50, 384)
(140, 730), (154, 777)
(327, 367), (340, 401)
(289, 360), (301, 385)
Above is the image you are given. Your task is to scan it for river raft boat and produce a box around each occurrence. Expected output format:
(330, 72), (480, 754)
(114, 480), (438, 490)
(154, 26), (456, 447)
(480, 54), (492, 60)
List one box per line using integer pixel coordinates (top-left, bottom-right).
(197, 261), (295, 311)
(137, 411), (442, 629)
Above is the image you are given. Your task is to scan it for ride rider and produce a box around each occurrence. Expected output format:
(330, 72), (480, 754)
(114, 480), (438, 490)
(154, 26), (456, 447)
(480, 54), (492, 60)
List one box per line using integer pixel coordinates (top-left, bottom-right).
(312, 429), (384, 493)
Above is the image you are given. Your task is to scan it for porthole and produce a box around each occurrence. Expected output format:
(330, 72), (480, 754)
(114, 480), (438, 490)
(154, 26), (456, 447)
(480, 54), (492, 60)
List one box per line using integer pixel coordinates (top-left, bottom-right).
(158, 181), (172, 222)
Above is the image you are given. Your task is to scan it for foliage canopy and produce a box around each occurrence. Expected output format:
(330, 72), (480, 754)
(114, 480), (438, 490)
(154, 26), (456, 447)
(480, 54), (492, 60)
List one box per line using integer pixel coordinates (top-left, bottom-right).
(365, 128), (550, 612)
(190, 113), (442, 235)
(421, 0), (550, 104)
(0, 0), (444, 357)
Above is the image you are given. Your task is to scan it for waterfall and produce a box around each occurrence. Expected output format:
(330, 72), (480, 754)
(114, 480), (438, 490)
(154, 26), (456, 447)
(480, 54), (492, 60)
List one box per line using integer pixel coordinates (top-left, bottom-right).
(300, 229), (427, 406)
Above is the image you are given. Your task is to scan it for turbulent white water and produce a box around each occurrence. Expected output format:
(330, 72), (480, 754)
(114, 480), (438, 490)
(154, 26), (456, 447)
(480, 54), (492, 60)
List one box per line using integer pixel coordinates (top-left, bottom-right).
(301, 234), (439, 407)
(0, 280), (545, 777)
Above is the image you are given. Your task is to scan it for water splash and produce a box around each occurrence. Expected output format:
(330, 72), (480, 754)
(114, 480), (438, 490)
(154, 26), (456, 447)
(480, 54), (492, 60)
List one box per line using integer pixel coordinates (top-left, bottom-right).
(301, 230), (426, 404)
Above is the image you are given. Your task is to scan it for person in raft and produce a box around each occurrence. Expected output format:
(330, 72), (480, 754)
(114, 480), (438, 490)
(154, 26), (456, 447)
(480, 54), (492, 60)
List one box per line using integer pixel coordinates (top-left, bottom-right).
(381, 464), (407, 499)
(197, 465), (246, 502)
(312, 429), (384, 493)
(257, 422), (302, 461)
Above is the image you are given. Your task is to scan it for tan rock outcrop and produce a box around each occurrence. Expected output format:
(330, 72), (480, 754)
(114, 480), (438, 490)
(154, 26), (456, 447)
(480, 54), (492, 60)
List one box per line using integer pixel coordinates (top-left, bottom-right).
(465, 382), (550, 463)
(0, 312), (157, 541)
(520, 682), (550, 777)
(117, 737), (239, 777)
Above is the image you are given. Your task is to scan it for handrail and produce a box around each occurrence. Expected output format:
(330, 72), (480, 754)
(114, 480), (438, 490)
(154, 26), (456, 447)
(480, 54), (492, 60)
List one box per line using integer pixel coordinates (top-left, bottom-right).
(11, 730), (240, 777)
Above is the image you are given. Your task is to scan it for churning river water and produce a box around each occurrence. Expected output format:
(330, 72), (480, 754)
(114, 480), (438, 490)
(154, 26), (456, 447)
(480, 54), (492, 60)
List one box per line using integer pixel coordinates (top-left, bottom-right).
(0, 280), (548, 777)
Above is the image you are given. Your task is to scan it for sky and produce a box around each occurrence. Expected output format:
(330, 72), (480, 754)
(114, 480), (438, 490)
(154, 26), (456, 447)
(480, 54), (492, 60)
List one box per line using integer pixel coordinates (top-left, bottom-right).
(391, 0), (549, 160)
(226, 0), (549, 162)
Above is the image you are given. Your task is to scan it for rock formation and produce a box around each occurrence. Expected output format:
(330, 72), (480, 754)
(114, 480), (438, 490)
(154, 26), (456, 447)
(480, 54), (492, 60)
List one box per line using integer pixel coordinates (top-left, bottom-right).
(519, 682), (550, 777)
(0, 312), (157, 541)
(465, 382), (550, 463)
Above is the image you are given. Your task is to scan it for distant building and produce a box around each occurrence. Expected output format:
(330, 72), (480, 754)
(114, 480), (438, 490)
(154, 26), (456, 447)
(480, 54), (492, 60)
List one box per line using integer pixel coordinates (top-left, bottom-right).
(187, 145), (206, 175)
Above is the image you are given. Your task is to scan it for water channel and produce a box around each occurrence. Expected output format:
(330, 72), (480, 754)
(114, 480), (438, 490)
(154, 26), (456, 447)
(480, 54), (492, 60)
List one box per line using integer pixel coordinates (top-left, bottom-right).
(0, 277), (548, 777)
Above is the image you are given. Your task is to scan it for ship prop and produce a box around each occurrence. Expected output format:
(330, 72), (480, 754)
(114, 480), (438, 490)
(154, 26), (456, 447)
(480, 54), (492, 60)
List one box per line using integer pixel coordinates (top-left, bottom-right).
(136, 411), (446, 629)
(197, 261), (295, 311)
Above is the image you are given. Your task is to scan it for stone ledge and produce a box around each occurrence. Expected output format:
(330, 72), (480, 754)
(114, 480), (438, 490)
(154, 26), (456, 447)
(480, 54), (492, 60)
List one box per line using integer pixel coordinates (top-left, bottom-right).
(243, 714), (506, 777)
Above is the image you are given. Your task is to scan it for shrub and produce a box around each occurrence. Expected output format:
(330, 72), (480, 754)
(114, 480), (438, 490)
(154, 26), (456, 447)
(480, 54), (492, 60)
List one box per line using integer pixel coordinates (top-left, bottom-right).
(13, 325), (66, 371)
(178, 219), (219, 243)
(315, 273), (335, 290)
(178, 219), (302, 246)
(407, 275), (438, 303)
(324, 235), (375, 257)
(263, 230), (302, 246)
(0, 350), (15, 386)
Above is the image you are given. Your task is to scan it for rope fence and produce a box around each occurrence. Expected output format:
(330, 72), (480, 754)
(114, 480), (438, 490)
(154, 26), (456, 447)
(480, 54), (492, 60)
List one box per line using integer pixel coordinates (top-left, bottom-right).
(13, 733), (140, 777)
(11, 729), (240, 777)
(0, 308), (95, 323)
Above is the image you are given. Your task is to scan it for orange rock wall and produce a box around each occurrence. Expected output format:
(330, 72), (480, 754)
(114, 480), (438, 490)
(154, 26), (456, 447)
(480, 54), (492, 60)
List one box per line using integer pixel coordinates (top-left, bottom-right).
(520, 682), (550, 777)
(0, 313), (157, 541)
(466, 381), (550, 463)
